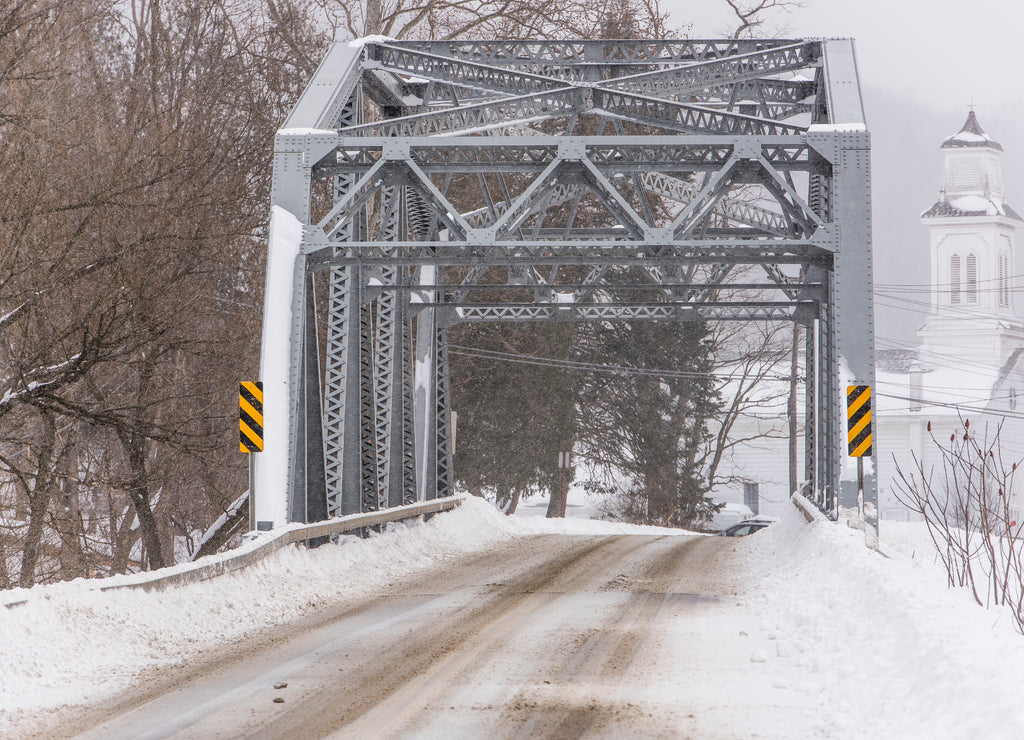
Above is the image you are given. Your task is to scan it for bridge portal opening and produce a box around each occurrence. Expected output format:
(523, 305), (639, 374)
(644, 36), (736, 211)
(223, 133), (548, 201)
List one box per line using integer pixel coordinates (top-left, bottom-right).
(256, 37), (877, 535)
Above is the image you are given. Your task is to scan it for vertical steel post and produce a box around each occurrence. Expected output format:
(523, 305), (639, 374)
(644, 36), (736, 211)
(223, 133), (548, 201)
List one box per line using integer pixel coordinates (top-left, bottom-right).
(414, 271), (437, 503)
(248, 454), (255, 532)
(832, 130), (879, 542)
(804, 317), (819, 501)
(357, 296), (379, 512)
(435, 323), (454, 499)
(291, 270), (328, 523)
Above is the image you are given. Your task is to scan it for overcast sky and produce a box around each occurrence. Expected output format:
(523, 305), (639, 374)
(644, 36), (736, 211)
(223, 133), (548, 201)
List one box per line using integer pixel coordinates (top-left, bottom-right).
(672, 0), (1024, 112)
(661, 0), (1024, 344)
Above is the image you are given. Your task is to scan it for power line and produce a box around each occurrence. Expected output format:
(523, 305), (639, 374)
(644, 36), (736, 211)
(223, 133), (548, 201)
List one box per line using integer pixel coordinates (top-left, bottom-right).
(874, 377), (1008, 395)
(447, 344), (797, 383)
(873, 292), (1013, 321)
(449, 345), (1024, 426)
(452, 340), (1020, 396)
(874, 387), (1014, 416)
(876, 270), (1024, 291)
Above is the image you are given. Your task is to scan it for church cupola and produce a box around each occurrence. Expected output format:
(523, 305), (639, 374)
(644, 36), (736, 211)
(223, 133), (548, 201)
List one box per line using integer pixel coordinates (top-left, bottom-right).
(924, 111), (1013, 217)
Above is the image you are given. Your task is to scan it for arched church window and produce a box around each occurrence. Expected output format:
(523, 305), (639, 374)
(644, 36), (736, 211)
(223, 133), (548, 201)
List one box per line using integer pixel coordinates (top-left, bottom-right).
(998, 254), (1005, 306)
(966, 253), (978, 303)
(1000, 253), (1010, 307)
(950, 254), (961, 304)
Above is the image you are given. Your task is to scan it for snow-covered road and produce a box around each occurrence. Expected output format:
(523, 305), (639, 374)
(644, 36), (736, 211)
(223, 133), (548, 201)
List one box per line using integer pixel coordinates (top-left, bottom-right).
(60, 534), (821, 739)
(4, 497), (1024, 739)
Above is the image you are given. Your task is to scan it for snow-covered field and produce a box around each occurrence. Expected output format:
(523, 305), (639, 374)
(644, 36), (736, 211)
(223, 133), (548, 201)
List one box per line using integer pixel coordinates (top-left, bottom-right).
(2, 496), (1024, 738)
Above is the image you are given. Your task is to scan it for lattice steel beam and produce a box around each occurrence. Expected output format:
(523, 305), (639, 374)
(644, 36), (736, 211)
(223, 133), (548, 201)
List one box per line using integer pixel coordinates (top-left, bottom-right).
(604, 41), (819, 98)
(313, 239), (833, 265)
(344, 88), (587, 137)
(407, 280), (822, 295)
(593, 89), (805, 136)
(451, 303), (804, 322)
(387, 39), (805, 70)
(370, 44), (567, 97)
(640, 172), (791, 236)
(321, 139), (824, 177)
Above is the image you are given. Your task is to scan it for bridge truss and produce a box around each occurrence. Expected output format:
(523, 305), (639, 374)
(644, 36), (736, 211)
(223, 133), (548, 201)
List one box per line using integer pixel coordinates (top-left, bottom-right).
(255, 37), (878, 535)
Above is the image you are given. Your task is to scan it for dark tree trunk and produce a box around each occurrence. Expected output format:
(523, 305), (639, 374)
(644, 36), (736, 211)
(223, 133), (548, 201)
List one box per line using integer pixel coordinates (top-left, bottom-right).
(365, 0), (383, 35)
(56, 432), (85, 581)
(0, 532), (10, 589)
(546, 484), (563, 518)
(505, 487), (521, 515)
(120, 430), (166, 571)
(109, 489), (138, 575)
(192, 495), (249, 561)
(19, 413), (56, 587)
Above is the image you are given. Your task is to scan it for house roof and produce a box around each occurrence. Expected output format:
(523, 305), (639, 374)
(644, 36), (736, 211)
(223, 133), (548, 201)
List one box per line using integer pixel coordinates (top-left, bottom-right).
(994, 347), (1024, 389)
(876, 348), (920, 373)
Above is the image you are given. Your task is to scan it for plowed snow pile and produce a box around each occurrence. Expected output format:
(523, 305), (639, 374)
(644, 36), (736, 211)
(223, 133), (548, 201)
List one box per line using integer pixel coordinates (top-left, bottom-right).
(742, 505), (1024, 739)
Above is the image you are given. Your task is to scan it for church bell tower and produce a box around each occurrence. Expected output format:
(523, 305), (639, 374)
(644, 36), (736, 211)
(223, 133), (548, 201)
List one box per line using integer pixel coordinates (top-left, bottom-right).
(917, 111), (1024, 367)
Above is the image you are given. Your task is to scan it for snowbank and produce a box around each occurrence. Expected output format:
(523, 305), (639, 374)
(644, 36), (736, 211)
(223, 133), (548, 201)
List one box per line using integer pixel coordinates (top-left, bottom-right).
(0, 499), (494, 730)
(742, 503), (1024, 739)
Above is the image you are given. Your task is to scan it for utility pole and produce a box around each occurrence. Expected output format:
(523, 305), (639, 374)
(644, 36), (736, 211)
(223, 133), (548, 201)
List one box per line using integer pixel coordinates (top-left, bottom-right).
(558, 451), (570, 518)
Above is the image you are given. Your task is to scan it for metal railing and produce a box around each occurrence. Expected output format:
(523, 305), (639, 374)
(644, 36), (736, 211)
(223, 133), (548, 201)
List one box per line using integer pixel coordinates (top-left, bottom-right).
(3, 496), (463, 609)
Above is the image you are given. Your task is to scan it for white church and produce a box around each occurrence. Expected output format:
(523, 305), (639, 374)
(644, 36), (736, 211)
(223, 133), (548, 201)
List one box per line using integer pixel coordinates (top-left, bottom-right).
(716, 112), (1024, 524)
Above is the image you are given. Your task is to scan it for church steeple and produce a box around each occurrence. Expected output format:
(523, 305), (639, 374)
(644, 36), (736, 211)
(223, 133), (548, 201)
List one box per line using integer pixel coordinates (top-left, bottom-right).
(917, 112), (1024, 367)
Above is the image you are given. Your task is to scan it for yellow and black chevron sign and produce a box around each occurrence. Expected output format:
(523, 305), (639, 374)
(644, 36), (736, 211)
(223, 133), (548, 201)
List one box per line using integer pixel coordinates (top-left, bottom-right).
(846, 384), (872, 457)
(239, 381), (264, 453)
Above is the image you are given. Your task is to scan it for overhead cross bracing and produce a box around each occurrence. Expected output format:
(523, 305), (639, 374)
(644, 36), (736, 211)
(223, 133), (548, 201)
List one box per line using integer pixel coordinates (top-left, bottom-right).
(256, 36), (878, 539)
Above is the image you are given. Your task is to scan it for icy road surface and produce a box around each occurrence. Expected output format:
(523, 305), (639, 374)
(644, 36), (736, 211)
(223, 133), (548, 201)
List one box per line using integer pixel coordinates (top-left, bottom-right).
(59, 534), (822, 739)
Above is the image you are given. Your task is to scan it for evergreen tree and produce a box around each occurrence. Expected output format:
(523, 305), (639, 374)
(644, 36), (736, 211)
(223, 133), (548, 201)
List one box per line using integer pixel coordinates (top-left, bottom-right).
(450, 322), (574, 514)
(574, 276), (723, 528)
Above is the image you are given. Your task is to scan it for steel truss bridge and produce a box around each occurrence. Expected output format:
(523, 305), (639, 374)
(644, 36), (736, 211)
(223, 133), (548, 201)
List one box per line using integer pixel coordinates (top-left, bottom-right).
(254, 37), (878, 536)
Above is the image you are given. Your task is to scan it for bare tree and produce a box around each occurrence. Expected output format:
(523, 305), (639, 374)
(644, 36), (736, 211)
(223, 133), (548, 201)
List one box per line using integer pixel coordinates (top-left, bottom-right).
(314, 0), (674, 41)
(724, 0), (803, 38)
(703, 321), (792, 491)
(894, 417), (1024, 633)
(1, 0), (324, 581)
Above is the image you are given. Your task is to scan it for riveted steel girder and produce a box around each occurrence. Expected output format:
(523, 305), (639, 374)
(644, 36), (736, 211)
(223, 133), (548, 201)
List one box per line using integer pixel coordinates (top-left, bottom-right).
(386, 39), (807, 73)
(257, 36), (877, 541)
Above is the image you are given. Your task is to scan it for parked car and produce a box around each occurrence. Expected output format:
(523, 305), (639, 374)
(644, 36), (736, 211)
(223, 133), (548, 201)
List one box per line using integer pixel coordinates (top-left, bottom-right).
(704, 502), (756, 532)
(720, 517), (776, 537)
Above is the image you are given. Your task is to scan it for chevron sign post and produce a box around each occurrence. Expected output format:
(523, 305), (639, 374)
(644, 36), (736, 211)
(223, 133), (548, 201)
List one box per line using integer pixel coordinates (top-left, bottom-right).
(846, 385), (872, 458)
(240, 381), (264, 531)
(239, 382), (264, 453)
